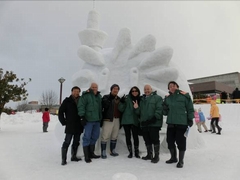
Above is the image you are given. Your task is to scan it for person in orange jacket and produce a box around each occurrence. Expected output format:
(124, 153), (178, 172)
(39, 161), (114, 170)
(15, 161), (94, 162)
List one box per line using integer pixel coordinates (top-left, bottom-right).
(210, 101), (222, 135)
(42, 108), (50, 132)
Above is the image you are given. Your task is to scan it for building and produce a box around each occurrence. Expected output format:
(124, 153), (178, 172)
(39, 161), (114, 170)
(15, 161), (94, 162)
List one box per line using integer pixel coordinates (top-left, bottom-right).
(188, 72), (240, 89)
(188, 72), (240, 103)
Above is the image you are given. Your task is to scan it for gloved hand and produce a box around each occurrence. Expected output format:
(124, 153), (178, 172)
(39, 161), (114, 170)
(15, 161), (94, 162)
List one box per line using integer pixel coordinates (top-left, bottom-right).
(120, 94), (126, 103)
(187, 119), (193, 127)
(163, 103), (169, 111)
(61, 121), (66, 126)
(141, 117), (157, 126)
(80, 116), (87, 126)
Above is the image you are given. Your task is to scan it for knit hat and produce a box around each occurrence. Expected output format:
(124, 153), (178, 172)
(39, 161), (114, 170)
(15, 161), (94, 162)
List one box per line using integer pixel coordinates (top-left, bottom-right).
(110, 84), (120, 91)
(168, 81), (179, 90)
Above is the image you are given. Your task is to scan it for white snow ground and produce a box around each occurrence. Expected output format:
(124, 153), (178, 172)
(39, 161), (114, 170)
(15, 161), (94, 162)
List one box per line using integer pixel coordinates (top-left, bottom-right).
(0, 104), (240, 180)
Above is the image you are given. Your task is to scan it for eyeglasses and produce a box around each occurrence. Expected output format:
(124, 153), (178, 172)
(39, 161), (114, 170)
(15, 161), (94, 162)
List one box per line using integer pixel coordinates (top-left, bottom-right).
(132, 90), (137, 92)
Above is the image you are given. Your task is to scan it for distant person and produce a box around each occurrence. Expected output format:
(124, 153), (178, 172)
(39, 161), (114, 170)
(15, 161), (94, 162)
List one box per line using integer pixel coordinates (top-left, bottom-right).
(198, 108), (208, 132)
(58, 86), (83, 166)
(206, 95), (212, 104)
(194, 109), (201, 133)
(220, 91), (227, 104)
(42, 108), (50, 133)
(118, 86), (141, 158)
(163, 81), (194, 168)
(101, 84), (121, 159)
(210, 100), (222, 135)
(232, 88), (240, 103)
(78, 83), (102, 163)
(133, 84), (163, 164)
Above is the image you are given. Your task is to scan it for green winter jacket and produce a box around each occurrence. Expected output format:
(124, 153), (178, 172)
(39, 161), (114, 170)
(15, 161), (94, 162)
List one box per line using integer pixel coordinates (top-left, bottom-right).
(163, 89), (194, 126)
(118, 95), (139, 126)
(77, 90), (102, 122)
(135, 91), (163, 128)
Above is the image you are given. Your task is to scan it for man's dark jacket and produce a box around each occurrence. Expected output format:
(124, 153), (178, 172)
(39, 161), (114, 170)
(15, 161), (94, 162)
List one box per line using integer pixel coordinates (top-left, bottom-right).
(58, 95), (83, 134)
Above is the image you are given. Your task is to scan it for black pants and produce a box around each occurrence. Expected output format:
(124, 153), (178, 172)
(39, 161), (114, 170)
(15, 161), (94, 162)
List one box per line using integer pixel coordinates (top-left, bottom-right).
(62, 133), (81, 148)
(211, 118), (221, 132)
(43, 122), (48, 132)
(142, 127), (160, 146)
(123, 124), (139, 147)
(166, 125), (187, 151)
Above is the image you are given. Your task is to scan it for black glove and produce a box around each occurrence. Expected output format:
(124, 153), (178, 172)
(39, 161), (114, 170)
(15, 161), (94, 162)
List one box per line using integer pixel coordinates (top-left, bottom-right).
(163, 103), (169, 111)
(80, 116), (87, 126)
(61, 121), (66, 126)
(141, 121), (149, 126)
(187, 119), (193, 127)
(120, 94), (126, 103)
(141, 117), (157, 126)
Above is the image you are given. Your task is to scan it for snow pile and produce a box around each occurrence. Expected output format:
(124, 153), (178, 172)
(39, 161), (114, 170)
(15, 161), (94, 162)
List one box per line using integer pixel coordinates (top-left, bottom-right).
(1, 104), (240, 180)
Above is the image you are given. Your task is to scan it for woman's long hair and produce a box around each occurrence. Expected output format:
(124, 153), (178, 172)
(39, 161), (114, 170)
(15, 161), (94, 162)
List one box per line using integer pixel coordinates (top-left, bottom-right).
(129, 86), (141, 103)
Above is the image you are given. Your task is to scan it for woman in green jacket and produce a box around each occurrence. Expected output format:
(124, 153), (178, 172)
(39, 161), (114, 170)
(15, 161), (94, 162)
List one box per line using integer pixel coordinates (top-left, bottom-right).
(118, 86), (141, 158)
(163, 81), (194, 168)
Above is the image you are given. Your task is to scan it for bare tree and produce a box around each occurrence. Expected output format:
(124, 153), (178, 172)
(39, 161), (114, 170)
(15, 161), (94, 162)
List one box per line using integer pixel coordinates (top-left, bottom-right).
(40, 90), (58, 108)
(16, 101), (29, 112)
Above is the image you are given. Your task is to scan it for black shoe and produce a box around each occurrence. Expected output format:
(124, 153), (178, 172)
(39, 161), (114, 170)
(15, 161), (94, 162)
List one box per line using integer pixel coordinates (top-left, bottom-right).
(142, 145), (153, 160)
(89, 145), (100, 159)
(71, 146), (82, 161)
(204, 130), (208, 132)
(127, 145), (133, 158)
(166, 148), (178, 164)
(151, 145), (159, 163)
(110, 140), (119, 156)
(216, 132), (221, 135)
(177, 162), (184, 168)
(142, 154), (152, 160)
(128, 152), (133, 158)
(219, 127), (222, 134)
(134, 149), (140, 158)
(83, 146), (92, 163)
(61, 147), (68, 166)
(176, 151), (185, 168)
(71, 156), (82, 161)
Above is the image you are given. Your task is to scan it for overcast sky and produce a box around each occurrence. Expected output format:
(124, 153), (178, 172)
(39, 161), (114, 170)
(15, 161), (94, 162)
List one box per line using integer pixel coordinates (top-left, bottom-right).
(1, 1), (240, 108)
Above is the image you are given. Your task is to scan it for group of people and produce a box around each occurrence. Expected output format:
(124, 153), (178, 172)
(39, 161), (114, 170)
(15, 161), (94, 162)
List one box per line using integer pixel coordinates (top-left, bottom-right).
(57, 81), (195, 168)
(194, 101), (222, 135)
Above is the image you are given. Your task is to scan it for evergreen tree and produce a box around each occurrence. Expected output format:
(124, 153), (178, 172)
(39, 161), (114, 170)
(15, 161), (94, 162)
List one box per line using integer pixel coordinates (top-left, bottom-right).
(0, 68), (31, 116)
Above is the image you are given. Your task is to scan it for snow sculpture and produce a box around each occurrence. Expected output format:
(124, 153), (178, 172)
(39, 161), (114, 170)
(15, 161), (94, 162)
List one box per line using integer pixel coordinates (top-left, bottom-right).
(71, 9), (204, 152)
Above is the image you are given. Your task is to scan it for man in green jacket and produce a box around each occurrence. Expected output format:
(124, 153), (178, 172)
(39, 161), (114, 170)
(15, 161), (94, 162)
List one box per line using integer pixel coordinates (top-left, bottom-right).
(163, 81), (194, 168)
(78, 83), (102, 163)
(133, 84), (163, 163)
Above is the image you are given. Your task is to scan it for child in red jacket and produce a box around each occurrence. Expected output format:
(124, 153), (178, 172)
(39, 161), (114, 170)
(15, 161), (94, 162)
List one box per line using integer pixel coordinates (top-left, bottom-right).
(42, 108), (50, 132)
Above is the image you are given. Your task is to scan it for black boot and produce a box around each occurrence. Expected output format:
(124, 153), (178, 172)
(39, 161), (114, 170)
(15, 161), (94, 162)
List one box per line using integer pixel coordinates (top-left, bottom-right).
(101, 142), (107, 159)
(216, 127), (222, 135)
(83, 146), (92, 163)
(134, 146), (140, 158)
(71, 146), (82, 161)
(142, 145), (153, 160)
(110, 140), (119, 156)
(89, 144), (100, 159)
(151, 145), (160, 163)
(176, 151), (185, 168)
(211, 124), (216, 133)
(127, 145), (133, 158)
(61, 147), (68, 165)
(166, 147), (178, 164)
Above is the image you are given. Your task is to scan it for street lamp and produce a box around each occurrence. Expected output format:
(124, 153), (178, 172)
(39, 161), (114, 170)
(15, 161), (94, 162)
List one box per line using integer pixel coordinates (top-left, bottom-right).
(58, 77), (65, 105)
